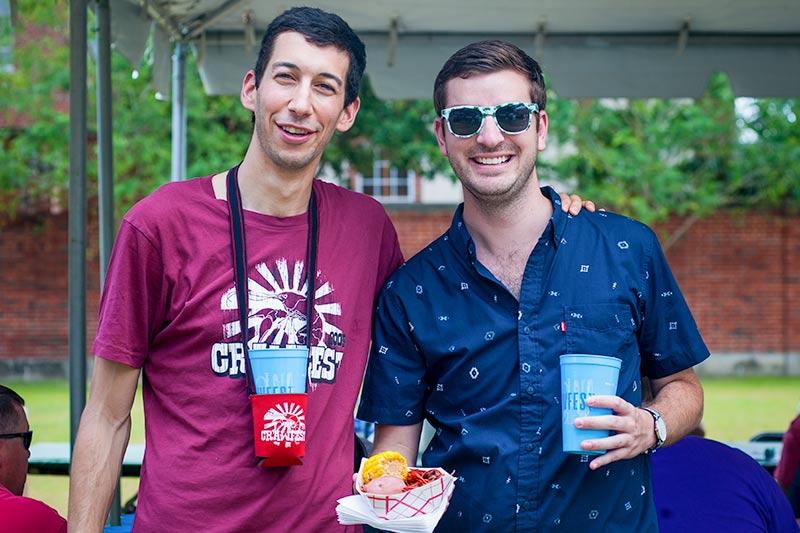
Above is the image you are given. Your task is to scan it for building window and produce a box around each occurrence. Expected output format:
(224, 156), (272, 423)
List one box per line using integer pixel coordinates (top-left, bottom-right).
(356, 160), (416, 203)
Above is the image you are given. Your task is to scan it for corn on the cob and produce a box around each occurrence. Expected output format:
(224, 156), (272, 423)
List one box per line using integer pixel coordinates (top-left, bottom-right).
(361, 451), (408, 484)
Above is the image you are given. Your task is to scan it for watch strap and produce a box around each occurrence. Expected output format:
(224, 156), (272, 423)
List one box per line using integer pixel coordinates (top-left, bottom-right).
(641, 406), (666, 452)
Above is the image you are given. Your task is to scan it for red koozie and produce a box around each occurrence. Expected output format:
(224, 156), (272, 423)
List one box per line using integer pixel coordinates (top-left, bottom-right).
(250, 393), (307, 467)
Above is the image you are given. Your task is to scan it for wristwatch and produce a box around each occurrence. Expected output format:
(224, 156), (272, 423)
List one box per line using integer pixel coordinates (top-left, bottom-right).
(641, 407), (667, 452)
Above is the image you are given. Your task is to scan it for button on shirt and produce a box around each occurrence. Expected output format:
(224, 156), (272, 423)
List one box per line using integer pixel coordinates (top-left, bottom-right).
(358, 187), (710, 532)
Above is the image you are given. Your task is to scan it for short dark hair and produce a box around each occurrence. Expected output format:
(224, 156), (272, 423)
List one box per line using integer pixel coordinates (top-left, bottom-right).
(254, 7), (367, 107)
(433, 40), (547, 114)
(0, 385), (25, 433)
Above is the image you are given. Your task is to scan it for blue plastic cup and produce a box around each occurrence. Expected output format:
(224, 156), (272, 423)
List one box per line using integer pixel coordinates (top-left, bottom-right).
(560, 354), (622, 455)
(249, 348), (308, 394)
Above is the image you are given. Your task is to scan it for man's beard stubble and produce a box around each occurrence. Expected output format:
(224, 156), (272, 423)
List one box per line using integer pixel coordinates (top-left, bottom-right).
(453, 142), (539, 215)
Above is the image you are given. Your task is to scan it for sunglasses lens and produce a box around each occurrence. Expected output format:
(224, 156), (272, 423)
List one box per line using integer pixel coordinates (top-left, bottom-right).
(448, 108), (483, 136)
(496, 103), (532, 133)
(24, 431), (32, 450)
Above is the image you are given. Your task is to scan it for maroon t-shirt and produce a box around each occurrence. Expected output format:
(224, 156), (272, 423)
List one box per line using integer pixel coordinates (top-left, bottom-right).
(0, 485), (67, 533)
(93, 176), (403, 532)
(775, 415), (800, 490)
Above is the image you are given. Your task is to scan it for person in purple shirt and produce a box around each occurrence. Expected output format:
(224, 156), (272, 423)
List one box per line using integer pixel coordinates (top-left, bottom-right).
(651, 433), (798, 532)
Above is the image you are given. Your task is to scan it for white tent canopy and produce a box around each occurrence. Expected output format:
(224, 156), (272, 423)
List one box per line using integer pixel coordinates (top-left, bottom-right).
(112, 0), (800, 99)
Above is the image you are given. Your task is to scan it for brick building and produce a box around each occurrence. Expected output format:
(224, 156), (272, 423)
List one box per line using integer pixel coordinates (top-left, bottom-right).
(1, 204), (798, 378)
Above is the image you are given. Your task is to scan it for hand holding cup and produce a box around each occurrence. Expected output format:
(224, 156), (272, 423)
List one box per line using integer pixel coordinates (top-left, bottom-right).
(574, 395), (657, 470)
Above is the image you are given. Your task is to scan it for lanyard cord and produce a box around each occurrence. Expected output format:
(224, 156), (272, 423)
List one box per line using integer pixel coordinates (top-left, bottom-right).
(226, 165), (318, 395)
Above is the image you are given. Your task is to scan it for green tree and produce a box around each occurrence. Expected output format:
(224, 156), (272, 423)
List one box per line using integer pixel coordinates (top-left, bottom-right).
(0, 1), (254, 222)
(737, 99), (800, 209)
(541, 74), (799, 226)
(324, 76), (450, 180)
(0, 1), (70, 219)
(0, 1), (448, 222)
(1, 2), (797, 227)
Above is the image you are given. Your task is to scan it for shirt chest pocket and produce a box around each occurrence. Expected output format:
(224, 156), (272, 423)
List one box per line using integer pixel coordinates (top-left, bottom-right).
(563, 303), (637, 359)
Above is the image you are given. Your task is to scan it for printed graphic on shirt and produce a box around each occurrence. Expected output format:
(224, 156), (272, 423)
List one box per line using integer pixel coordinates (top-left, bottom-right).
(210, 258), (345, 386)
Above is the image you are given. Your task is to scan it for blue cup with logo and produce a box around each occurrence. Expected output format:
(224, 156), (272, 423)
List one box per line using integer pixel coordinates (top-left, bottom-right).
(560, 354), (622, 454)
(249, 348), (308, 394)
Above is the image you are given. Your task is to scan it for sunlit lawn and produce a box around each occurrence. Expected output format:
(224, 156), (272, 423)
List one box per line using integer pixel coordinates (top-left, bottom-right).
(9, 380), (144, 518)
(7, 376), (800, 517)
(701, 376), (800, 441)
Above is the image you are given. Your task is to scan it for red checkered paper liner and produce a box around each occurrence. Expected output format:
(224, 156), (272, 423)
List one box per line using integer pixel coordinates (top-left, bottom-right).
(356, 462), (455, 520)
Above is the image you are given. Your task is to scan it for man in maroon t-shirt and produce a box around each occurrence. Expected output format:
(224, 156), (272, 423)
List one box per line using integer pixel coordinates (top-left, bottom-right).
(67, 8), (590, 533)
(68, 9), (393, 532)
(0, 385), (67, 533)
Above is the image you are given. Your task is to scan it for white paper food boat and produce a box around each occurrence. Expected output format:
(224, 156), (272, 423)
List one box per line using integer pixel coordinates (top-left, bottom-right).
(355, 460), (455, 520)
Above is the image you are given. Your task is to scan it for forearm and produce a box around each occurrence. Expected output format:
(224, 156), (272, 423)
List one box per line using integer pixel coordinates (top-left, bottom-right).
(68, 357), (139, 532)
(372, 422), (423, 466)
(647, 368), (703, 446)
(68, 407), (132, 531)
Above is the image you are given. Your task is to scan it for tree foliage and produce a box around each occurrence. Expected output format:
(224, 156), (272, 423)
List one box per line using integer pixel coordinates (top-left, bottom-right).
(541, 74), (799, 224)
(1, 2), (798, 227)
(324, 77), (450, 179)
(737, 99), (800, 209)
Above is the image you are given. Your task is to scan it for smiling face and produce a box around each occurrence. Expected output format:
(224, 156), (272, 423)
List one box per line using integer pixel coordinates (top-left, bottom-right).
(434, 69), (548, 208)
(241, 31), (360, 174)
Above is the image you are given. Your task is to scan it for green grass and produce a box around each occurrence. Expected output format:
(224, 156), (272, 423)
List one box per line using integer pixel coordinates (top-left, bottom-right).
(701, 376), (800, 441)
(9, 380), (145, 442)
(7, 376), (800, 518)
(8, 380), (144, 518)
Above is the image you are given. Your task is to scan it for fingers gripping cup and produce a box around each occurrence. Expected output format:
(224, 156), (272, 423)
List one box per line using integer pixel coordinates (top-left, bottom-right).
(560, 354), (622, 455)
(248, 348), (309, 467)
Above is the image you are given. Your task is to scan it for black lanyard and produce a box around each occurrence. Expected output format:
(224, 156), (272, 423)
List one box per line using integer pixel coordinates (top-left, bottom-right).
(226, 165), (318, 395)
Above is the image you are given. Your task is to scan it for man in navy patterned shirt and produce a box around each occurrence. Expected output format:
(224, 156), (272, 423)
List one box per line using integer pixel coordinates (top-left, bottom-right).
(358, 40), (709, 531)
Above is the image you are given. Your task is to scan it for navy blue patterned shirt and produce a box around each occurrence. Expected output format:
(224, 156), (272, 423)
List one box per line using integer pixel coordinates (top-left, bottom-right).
(358, 187), (710, 532)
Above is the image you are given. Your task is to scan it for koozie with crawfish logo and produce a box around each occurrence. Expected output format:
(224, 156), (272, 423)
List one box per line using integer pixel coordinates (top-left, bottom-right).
(250, 393), (307, 467)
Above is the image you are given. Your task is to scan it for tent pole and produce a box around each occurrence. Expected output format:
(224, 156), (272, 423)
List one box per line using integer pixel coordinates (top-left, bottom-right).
(68, 0), (88, 453)
(96, 0), (114, 281)
(171, 41), (187, 181)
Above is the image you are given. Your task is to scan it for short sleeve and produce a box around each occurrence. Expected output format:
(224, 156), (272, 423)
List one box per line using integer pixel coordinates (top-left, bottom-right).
(357, 285), (427, 425)
(92, 219), (168, 368)
(638, 227), (710, 378)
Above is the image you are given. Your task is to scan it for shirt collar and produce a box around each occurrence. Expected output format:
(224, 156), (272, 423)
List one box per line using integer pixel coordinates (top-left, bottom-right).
(541, 185), (569, 249)
(446, 186), (569, 260)
(447, 204), (476, 259)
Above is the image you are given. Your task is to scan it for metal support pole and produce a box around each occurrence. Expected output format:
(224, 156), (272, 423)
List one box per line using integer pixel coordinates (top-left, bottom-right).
(68, 0), (88, 453)
(94, 1), (122, 524)
(171, 42), (187, 181)
(96, 0), (114, 281)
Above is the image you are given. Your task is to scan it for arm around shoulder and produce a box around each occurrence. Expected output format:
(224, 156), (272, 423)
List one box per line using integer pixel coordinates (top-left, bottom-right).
(68, 357), (140, 532)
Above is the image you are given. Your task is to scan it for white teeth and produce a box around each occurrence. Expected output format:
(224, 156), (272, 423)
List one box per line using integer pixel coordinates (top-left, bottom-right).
(283, 126), (309, 135)
(474, 156), (511, 165)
